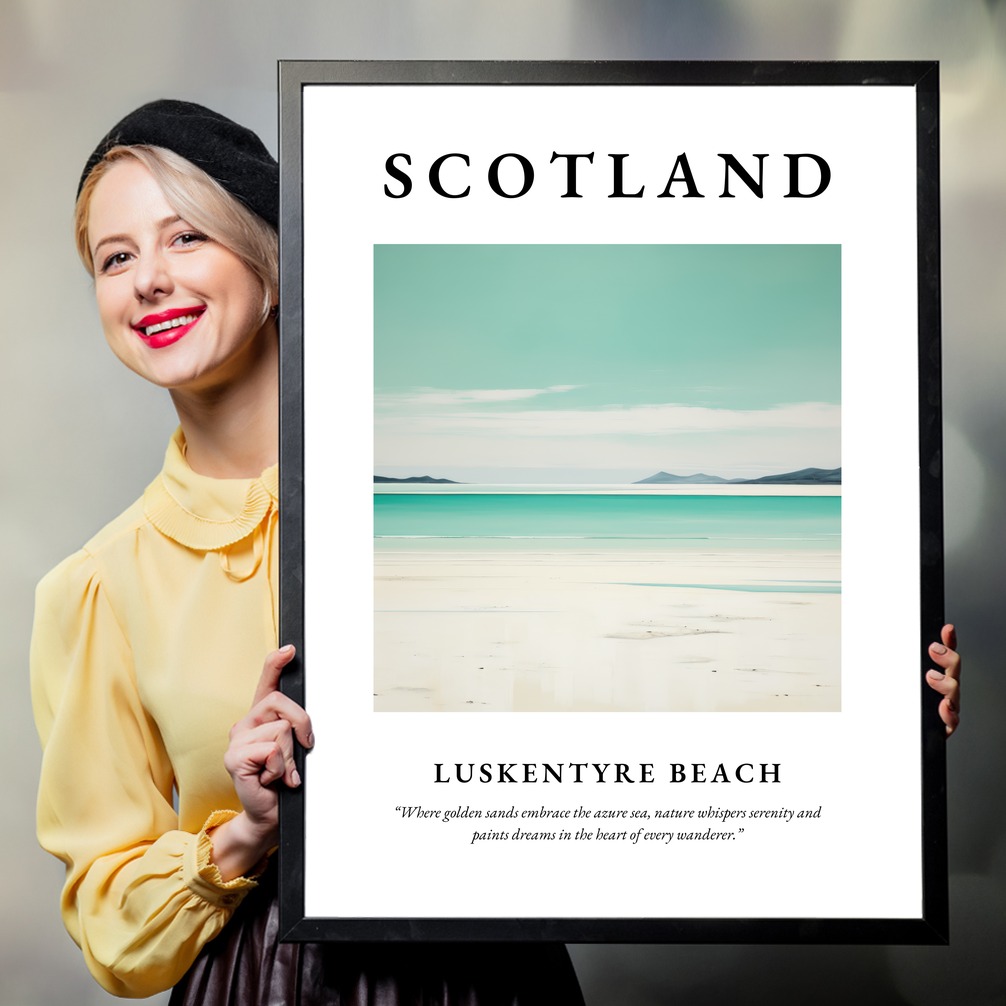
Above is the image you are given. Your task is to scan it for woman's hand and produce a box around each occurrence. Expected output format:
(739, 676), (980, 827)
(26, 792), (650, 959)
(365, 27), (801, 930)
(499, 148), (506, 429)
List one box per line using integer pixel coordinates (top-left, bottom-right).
(209, 645), (314, 881)
(926, 624), (961, 738)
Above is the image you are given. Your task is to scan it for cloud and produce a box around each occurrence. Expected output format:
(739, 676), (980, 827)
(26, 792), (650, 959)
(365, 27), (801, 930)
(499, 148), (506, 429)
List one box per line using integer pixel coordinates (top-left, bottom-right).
(375, 401), (840, 438)
(375, 426), (841, 475)
(377, 385), (579, 406)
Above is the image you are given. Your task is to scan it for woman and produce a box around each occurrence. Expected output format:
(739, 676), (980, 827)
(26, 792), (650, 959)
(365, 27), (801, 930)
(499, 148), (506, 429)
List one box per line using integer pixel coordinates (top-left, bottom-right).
(31, 100), (585, 1003)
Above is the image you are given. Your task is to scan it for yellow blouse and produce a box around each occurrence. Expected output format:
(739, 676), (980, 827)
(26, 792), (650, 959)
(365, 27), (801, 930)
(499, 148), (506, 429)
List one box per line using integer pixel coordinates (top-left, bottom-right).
(31, 428), (279, 998)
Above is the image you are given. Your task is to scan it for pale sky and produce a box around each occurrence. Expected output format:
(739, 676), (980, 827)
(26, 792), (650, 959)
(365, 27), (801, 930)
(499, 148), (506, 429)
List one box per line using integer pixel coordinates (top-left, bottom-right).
(374, 244), (840, 482)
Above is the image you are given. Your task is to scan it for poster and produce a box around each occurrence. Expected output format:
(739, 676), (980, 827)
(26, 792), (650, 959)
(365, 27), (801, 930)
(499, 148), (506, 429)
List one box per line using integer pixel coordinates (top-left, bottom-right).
(278, 62), (945, 942)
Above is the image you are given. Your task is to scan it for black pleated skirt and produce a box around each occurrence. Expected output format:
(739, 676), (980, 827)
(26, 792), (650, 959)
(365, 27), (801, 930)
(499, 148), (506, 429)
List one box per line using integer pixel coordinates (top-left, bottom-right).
(169, 869), (585, 1006)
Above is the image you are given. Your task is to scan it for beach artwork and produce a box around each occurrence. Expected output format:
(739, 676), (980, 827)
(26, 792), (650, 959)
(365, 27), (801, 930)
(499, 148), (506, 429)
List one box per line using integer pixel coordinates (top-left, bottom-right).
(374, 245), (841, 713)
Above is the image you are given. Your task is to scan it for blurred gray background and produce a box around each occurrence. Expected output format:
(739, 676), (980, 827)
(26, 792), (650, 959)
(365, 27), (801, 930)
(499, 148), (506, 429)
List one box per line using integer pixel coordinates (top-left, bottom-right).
(2, 1), (1003, 1003)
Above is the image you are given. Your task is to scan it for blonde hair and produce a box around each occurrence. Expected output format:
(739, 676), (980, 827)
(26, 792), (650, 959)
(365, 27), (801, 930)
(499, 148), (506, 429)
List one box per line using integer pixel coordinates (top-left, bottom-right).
(75, 145), (278, 323)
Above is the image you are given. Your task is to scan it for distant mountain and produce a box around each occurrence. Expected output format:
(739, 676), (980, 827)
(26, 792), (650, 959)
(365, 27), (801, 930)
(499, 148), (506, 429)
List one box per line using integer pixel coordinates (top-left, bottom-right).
(742, 467), (841, 485)
(374, 475), (462, 484)
(635, 471), (737, 484)
(634, 467), (841, 486)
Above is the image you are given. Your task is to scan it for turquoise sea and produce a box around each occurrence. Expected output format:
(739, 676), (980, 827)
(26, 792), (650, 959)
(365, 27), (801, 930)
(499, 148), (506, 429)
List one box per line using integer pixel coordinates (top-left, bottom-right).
(374, 494), (841, 552)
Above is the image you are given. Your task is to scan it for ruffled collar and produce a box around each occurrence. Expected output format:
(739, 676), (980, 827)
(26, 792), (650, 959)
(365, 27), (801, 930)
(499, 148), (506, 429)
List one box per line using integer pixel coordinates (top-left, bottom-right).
(143, 428), (278, 551)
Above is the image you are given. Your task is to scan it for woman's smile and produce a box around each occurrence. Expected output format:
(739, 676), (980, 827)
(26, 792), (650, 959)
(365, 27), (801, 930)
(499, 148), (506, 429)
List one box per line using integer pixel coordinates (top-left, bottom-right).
(133, 305), (207, 347)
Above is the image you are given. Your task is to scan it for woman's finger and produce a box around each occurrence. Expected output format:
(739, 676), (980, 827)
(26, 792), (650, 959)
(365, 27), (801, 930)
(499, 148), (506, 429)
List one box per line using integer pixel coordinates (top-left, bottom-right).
(250, 691), (313, 748)
(939, 697), (961, 737)
(224, 739), (287, 787)
(233, 718), (301, 788)
(252, 644), (296, 707)
(928, 640), (960, 683)
(926, 667), (960, 737)
(256, 742), (287, 787)
(941, 623), (957, 653)
(231, 689), (313, 750)
(925, 668), (959, 703)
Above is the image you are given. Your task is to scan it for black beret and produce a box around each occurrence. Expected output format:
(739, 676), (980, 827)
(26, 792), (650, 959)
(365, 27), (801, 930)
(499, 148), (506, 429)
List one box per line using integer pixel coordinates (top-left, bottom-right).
(78, 99), (278, 228)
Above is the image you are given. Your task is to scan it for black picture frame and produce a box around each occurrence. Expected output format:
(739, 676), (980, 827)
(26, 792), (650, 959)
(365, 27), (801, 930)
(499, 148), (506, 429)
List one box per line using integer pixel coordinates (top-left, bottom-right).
(277, 60), (945, 944)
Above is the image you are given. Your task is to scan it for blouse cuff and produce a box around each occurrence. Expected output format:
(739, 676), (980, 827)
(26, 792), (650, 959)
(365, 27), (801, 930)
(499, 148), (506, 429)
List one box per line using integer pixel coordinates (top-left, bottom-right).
(183, 810), (269, 909)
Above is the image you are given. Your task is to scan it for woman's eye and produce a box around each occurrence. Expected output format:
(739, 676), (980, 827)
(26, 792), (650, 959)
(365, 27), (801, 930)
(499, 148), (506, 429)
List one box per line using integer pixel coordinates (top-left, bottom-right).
(101, 251), (132, 273)
(173, 231), (208, 248)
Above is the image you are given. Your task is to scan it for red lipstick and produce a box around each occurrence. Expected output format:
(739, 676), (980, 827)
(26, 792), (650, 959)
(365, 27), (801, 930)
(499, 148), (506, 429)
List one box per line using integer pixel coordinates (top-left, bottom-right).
(132, 306), (205, 349)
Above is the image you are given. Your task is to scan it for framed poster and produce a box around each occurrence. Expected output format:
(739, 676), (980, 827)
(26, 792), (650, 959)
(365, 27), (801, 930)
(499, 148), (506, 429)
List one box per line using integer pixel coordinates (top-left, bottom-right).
(277, 61), (946, 943)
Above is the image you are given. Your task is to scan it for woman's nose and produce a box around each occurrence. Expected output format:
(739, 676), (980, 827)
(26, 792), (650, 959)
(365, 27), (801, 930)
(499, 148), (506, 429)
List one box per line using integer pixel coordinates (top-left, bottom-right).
(133, 249), (173, 302)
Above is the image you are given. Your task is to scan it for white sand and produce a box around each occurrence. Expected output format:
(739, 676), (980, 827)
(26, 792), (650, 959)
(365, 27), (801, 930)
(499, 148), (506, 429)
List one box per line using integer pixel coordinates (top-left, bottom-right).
(374, 549), (840, 713)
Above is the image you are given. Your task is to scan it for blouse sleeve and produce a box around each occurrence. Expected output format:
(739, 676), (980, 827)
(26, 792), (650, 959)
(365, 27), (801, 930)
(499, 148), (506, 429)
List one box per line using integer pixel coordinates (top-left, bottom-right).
(30, 549), (262, 998)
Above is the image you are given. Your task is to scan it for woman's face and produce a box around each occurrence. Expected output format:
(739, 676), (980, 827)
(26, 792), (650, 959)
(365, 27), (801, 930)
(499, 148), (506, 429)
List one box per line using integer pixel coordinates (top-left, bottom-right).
(87, 158), (270, 393)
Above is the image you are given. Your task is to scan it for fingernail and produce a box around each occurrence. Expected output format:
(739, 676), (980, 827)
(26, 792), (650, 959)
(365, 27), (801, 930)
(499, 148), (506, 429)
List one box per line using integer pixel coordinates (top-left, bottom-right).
(292, 768), (301, 787)
(931, 643), (947, 655)
(280, 644), (295, 654)
(928, 669), (944, 680)
(307, 732), (315, 748)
